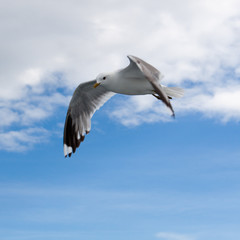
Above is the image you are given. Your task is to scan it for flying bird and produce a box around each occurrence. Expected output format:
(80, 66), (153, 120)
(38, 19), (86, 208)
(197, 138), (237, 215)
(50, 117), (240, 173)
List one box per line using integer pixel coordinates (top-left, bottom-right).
(63, 55), (184, 157)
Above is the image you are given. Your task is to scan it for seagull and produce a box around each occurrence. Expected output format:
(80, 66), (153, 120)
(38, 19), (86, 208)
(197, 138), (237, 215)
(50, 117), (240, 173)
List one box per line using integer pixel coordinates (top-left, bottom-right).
(63, 55), (184, 157)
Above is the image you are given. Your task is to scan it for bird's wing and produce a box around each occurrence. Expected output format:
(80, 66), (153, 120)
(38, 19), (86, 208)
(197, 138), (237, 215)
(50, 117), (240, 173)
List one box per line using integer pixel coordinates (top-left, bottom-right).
(63, 80), (115, 157)
(127, 55), (175, 117)
(121, 55), (161, 79)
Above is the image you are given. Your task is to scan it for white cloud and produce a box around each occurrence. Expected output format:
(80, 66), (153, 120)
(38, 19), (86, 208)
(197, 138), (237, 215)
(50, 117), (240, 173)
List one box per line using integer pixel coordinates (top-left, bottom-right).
(173, 84), (240, 122)
(0, 74), (69, 151)
(110, 95), (172, 126)
(156, 232), (195, 240)
(1, 0), (240, 150)
(0, 128), (49, 151)
(0, 83), (70, 128)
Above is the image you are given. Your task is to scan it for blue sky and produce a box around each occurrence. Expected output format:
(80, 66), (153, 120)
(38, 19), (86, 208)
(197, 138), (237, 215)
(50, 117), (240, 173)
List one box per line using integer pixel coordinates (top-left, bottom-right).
(1, 1), (240, 240)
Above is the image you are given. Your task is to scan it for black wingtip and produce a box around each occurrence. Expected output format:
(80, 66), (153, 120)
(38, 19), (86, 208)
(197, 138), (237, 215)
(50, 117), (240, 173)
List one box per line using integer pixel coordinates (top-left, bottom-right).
(80, 135), (85, 142)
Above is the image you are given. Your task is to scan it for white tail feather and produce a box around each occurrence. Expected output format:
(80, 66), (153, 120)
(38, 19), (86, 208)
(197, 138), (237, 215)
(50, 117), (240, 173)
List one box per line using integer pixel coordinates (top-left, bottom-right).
(163, 86), (184, 98)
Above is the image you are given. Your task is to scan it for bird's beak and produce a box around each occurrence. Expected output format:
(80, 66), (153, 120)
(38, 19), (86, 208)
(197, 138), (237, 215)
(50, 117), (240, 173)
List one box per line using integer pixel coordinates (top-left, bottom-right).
(93, 82), (101, 88)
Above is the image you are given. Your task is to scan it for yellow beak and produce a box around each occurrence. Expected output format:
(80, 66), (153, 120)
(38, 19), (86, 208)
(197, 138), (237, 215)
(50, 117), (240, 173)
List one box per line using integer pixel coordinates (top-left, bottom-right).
(93, 82), (101, 88)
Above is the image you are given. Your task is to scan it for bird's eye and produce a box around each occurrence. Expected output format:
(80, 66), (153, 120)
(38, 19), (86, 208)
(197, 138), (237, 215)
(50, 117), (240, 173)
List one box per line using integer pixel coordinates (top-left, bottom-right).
(103, 76), (106, 80)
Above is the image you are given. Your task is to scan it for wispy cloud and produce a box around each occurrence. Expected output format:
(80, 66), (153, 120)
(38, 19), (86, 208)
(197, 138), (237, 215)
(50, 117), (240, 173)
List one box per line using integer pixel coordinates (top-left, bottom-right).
(0, 128), (49, 151)
(0, 71), (70, 151)
(109, 95), (172, 126)
(1, 182), (240, 239)
(156, 232), (195, 240)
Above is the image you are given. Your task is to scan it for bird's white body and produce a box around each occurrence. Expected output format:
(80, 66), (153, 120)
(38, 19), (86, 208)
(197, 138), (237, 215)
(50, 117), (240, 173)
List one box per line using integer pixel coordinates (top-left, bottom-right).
(100, 70), (155, 95)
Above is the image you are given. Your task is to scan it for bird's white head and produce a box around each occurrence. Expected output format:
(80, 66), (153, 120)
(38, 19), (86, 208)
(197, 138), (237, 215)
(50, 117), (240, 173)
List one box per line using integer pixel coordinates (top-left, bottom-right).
(94, 73), (109, 88)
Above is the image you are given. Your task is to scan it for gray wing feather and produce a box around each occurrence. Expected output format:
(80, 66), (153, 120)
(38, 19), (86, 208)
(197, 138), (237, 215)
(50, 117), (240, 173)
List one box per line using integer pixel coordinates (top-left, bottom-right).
(63, 80), (115, 157)
(127, 55), (175, 117)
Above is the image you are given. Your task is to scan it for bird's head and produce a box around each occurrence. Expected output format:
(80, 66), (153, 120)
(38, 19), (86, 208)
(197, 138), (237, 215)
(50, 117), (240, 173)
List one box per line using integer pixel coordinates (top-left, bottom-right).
(94, 73), (108, 88)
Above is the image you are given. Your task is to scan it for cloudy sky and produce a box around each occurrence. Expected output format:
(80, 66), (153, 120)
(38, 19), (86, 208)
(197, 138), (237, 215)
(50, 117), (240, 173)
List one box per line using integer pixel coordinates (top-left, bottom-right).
(1, 0), (240, 239)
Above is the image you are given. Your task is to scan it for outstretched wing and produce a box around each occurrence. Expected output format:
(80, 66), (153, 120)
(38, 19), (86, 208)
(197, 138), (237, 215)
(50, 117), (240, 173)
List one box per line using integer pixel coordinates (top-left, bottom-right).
(63, 80), (115, 157)
(127, 55), (175, 117)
